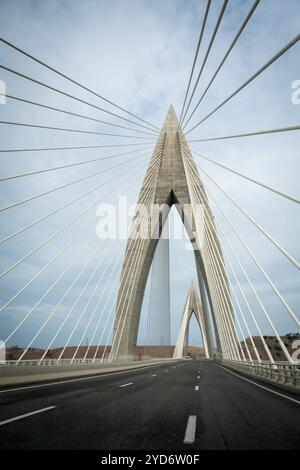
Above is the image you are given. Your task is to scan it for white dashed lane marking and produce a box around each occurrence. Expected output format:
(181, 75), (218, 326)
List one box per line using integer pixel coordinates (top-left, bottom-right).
(0, 406), (56, 427)
(183, 415), (197, 444)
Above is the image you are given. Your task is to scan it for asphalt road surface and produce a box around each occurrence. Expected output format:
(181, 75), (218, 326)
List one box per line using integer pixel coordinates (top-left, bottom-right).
(0, 360), (299, 450)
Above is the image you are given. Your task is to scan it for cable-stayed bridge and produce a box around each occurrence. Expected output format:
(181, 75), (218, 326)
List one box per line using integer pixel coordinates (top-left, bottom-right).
(0, 0), (299, 450)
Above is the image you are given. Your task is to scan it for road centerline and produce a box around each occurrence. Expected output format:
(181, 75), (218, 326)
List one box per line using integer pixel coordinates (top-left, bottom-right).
(120, 382), (133, 388)
(183, 415), (197, 444)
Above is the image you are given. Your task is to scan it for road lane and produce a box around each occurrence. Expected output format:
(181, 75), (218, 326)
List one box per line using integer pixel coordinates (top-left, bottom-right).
(0, 361), (185, 426)
(0, 360), (299, 450)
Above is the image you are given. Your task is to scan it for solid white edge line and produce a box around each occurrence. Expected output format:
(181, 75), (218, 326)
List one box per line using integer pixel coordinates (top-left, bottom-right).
(0, 362), (176, 394)
(183, 415), (197, 444)
(217, 365), (300, 405)
(0, 406), (56, 426)
(120, 382), (133, 388)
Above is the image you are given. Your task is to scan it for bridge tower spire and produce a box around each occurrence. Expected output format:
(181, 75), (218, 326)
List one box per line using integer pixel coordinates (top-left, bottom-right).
(111, 105), (234, 360)
(173, 281), (209, 359)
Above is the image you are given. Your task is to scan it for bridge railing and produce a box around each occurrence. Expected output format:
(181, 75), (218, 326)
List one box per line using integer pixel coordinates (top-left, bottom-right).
(221, 359), (300, 389)
(1, 358), (118, 367)
(0, 356), (170, 368)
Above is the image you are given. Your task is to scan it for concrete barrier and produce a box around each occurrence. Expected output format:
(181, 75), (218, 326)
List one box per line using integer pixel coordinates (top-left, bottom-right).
(219, 359), (300, 395)
(0, 358), (177, 388)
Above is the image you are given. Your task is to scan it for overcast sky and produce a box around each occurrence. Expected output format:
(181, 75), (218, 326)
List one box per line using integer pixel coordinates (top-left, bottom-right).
(0, 0), (299, 351)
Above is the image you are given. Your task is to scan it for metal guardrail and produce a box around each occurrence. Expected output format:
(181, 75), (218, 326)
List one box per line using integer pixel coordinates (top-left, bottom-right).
(220, 359), (300, 389)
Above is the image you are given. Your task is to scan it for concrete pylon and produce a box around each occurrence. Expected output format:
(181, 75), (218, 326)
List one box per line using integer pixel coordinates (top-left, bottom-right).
(111, 106), (234, 361)
(148, 231), (171, 345)
(173, 281), (209, 359)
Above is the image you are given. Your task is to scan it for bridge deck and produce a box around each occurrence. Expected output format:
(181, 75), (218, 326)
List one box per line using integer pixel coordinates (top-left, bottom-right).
(0, 360), (299, 450)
